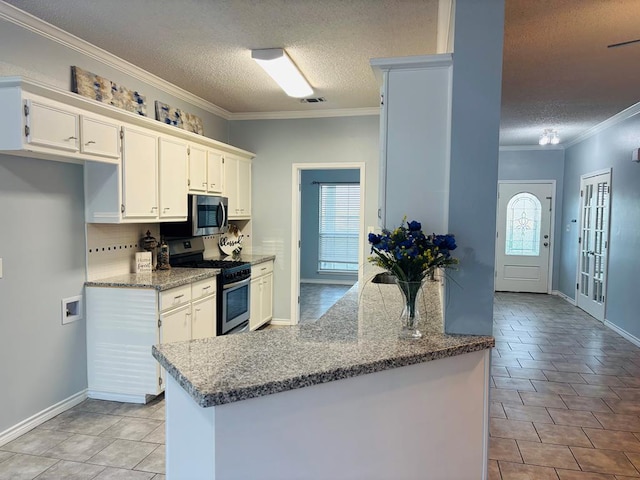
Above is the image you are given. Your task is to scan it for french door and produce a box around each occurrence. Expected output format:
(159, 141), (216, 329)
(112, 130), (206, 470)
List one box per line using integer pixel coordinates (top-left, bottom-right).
(495, 182), (554, 293)
(576, 170), (611, 321)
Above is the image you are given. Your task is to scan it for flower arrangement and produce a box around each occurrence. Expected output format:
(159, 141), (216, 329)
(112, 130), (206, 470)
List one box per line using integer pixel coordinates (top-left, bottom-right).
(368, 218), (459, 283)
(368, 218), (458, 339)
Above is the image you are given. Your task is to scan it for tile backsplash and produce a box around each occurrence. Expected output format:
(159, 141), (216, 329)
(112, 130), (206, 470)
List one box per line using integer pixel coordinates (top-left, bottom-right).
(86, 223), (159, 280)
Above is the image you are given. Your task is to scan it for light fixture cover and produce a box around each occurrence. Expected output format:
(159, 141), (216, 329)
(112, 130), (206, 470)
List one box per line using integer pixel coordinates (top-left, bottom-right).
(252, 48), (313, 98)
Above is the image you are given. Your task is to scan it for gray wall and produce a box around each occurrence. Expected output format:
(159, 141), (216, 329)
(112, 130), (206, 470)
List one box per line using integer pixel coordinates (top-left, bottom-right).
(0, 155), (87, 434)
(559, 120), (640, 338)
(300, 169), (359, 283)
(0, 16), (229, 433)
(229, 116), (379, 321)
(498, 148), (565, 290)
(445, 0), (504, 335)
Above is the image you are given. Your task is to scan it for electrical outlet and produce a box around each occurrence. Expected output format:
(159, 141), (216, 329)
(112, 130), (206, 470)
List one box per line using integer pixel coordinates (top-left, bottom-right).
(61, 295), (83, 324)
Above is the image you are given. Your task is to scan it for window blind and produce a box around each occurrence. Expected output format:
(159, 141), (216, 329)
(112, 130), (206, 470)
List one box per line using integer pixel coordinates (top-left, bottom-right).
(318, 183), (360, 272)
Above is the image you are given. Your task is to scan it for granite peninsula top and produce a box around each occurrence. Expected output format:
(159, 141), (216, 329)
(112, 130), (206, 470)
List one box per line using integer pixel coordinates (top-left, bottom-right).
(208, 253), (276, 265)
(85, 267), (220, 291)
(152, 278), (495, 408)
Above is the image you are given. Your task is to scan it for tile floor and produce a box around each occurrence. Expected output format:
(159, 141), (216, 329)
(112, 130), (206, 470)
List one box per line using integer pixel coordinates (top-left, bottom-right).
(299, 282), (352, 323)
(0, 395), (166, 480)
(3, 292), (640, 479)
(490, 292), (640, 479)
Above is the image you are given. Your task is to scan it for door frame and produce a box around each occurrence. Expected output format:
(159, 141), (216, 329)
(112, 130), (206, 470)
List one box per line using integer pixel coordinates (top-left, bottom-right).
(290, 162), (366, 325)
(574, 168), (612, 322)
(495, 180), (556, 294)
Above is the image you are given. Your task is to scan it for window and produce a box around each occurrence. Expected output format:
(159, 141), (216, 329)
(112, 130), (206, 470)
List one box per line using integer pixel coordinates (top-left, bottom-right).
(505, 192), (541, 256)
(318, 183), (360, 272)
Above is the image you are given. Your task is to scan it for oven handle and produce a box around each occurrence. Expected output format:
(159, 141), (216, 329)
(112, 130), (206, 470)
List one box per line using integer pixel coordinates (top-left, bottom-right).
(223, 276), (250, 290)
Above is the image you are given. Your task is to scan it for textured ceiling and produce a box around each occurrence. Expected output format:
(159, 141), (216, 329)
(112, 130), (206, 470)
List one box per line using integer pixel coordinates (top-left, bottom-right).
(4, 0), (640, 146)
(2, 0), (437, 113)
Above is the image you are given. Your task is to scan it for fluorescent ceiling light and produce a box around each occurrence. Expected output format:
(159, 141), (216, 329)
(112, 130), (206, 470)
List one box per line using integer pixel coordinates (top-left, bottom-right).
(252, 48), (313, 98)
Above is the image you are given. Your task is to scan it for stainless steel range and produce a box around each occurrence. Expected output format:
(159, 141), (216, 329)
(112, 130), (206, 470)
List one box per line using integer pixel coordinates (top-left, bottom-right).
(168, 237), (251, 335)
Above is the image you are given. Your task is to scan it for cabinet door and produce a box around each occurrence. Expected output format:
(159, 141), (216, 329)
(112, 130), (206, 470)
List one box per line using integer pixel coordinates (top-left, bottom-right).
(237, 158), (252, 217)
(261, 273), (273, 324)
(122, 126), (158, 219)
(225, 155), (240, 216)
(26, 99), (79, 152)
(159, 137), (188, 219)
(191, 295), (216, 339)
(249, 276), (261, 331)
(207, 150), (224, 194)
(80, 115), (120, 161)
(161, 304), (191, 343)
(188, 144), (207, 193)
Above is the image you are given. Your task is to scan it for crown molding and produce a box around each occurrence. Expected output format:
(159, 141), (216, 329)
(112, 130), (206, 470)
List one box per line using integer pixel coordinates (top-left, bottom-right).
(564, 101), (640, 148)
(0, 1), (232, 120)
(229, 107), (381, 121)
(499, 145), (565, 151)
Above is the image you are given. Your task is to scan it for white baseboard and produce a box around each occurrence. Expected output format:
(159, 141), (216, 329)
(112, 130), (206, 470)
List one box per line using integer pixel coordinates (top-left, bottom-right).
(0, 389), (87, 447)
(552, 290), (576, 305)
(87, 390), (148, 404)
(604, 320), (640, 348)
(269, 318), (292, 326)
(301, 278), (356, 286)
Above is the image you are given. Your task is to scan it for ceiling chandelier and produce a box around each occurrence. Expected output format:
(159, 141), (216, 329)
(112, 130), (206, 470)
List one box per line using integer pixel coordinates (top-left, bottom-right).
(539, 129), (560, 146)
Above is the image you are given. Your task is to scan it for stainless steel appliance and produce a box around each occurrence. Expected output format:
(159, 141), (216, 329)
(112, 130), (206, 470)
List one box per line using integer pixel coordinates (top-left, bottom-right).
(161, 195), (228, 238)
(167, 237), (250, 335)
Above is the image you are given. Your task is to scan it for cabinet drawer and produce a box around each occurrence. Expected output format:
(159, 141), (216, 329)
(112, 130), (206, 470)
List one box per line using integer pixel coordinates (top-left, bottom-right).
(160, 285), (191, 311)
(252, 261), (273, 277)
(191, 277), (217, 300)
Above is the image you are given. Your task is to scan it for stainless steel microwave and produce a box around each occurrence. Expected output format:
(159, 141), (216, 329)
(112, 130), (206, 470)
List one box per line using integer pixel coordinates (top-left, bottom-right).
(161, 195), (228, 237)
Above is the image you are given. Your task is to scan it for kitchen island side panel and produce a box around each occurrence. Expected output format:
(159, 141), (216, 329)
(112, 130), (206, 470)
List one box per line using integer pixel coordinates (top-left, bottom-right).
(166, 348), (490, 480)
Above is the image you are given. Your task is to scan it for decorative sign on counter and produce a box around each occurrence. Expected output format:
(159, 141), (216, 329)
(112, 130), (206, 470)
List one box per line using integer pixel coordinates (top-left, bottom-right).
(135, 252), (152, 273)
(219, 232), (244, 256)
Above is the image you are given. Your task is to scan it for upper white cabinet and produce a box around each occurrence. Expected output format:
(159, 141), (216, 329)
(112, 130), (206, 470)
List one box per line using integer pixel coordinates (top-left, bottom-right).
(26, 99), (79, 152)
(80, 115), (120, 161)
(188, 146), (224, 195)
(122, 126), (158, 220)
(225, 154), (251, 219)
(370, 55), (452, 232)
(158, 137), (188, 219)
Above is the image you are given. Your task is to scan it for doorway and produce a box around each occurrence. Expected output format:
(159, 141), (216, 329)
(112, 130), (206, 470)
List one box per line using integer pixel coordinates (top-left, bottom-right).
(576, 169), (611, 322)
(290, 163), (366, 325)
(495, 181), (555, 293)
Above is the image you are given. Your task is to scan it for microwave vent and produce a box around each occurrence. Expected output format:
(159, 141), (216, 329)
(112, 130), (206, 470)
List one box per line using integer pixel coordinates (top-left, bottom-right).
(300, 97), (326, 104)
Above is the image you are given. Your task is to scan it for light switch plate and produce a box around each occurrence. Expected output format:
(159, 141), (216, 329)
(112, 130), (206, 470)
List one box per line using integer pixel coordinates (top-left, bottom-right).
(0, 258), (3, 278)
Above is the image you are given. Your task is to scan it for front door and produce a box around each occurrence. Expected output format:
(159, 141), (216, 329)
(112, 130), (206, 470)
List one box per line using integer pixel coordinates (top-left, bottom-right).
(576, 170), (611, 321)
(495, 182), (553, 293)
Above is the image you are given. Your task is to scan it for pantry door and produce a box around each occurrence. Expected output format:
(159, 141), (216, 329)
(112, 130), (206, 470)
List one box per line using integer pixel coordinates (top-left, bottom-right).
(495, 182), (554, 293)
(576, 170), (611, 322)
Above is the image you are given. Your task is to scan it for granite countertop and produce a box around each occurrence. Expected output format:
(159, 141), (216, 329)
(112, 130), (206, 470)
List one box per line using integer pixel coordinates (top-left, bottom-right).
(206, 253), (275, 266)
(153, 275), (495, 407)
(85, 267), (220, 291)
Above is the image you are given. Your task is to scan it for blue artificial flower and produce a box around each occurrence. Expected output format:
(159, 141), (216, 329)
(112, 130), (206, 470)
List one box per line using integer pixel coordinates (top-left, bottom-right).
(433, 234), (457, 252)
(368, 233), (382, 245)
(407, 220), (421, 232)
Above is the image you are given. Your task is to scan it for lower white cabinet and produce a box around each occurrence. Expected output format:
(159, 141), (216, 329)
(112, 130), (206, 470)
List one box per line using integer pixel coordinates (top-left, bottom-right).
(249, 261), (274, 331)
(86, 276), (217, 403)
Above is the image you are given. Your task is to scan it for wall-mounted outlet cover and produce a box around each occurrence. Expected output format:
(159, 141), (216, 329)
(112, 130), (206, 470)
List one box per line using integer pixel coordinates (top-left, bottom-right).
(61, 295), (83, 325)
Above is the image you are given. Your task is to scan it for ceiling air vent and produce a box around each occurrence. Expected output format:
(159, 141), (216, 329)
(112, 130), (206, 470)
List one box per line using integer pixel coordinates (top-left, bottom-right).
(300, 97), (326, 104)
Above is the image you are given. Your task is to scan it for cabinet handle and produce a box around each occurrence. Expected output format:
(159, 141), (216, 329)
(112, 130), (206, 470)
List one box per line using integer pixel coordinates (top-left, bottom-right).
(202, 182), (207, 187)
(196, 308), (202, 312)
(202, 285), (211, 290)
(85, 140), (96, 145)
(210, 184), (216, 188)
(163, 207), (170, 211)
(174, 294), (184, 300)
(261, 267), (267, 271)
(151, 206), (158, 211)
(66, 136), (77, 140)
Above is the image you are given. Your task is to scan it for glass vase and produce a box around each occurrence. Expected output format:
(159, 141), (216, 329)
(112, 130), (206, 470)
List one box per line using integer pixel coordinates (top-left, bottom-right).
(396, 279), (424, 339)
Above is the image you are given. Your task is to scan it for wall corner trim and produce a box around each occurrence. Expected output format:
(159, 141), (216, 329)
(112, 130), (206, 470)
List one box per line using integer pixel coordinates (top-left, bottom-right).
(0, 389), (87, 447)
(0, 2), (232, 120)
(551, 290), (576, 306)
(604, 320), (640, 348)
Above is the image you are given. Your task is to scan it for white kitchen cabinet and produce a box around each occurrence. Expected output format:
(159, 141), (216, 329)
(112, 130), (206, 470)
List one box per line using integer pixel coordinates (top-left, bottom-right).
(80, 114), (120, 161)
(26, 99), (79, 152)
(225, 154), (251, 219)
(158, 137), (188, 220)
(122, 126), (158, 220)
(207, 149), (224, 194)
(86, 276), (218, 403)
(249, 260), (273, 331)
(188, 144), (208, 193)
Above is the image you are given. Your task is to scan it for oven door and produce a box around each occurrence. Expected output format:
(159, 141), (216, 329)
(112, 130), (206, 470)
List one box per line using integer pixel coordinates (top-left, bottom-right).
(220, 276), (250, 335)
(192, 195), (228, 236)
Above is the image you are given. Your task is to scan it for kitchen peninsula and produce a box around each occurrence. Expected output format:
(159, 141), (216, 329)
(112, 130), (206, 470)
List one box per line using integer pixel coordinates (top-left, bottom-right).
(153, 278), (495, 479)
